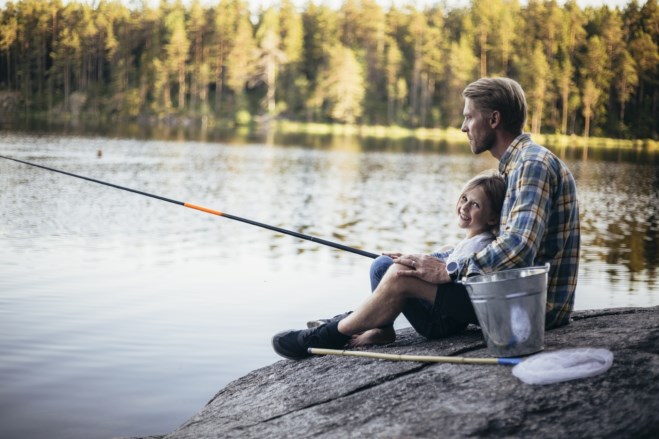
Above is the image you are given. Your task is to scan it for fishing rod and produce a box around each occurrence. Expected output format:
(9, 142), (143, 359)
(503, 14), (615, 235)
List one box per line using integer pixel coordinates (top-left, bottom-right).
(0, 155), (379, 259)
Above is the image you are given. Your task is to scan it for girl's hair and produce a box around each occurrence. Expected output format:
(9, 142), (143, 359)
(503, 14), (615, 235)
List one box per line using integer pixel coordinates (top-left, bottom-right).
(459, 170), (507, 232)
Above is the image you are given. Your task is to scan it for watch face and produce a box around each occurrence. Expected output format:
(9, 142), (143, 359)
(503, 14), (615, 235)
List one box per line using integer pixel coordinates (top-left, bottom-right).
(447, 261), (459, 273)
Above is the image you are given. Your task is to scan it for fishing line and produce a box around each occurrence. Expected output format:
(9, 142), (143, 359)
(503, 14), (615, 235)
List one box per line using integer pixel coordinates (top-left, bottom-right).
(0, 155), (378, 259)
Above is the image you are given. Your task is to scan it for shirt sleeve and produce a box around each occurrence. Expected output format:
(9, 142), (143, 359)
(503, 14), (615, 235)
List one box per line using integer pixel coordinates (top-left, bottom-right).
(430, 251), (451, 262)
(465, 158), (554, 276)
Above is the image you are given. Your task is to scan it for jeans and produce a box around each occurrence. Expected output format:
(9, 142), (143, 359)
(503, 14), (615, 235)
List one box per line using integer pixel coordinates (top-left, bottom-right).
(369, 255), (478, 339)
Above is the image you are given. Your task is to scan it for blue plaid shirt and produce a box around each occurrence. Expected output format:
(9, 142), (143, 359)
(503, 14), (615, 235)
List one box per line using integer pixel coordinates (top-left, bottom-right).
(463, 134), (580, 328)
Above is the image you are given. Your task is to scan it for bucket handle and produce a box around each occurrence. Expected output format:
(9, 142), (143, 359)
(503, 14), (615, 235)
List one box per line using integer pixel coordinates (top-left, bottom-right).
(457, 262), (551, 284)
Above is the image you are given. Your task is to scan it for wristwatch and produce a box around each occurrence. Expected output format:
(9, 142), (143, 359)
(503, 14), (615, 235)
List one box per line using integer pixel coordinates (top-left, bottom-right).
(446, 261), (460, 281)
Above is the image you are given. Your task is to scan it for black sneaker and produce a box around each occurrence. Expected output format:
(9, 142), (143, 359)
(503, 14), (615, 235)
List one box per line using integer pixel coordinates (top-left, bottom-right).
(272, 321), (350, 360)
(306, 311), (352, 328)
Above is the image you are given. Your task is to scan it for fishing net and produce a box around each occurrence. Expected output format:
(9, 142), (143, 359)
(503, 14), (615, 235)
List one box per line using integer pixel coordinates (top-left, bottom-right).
(512, 348), (614, 385)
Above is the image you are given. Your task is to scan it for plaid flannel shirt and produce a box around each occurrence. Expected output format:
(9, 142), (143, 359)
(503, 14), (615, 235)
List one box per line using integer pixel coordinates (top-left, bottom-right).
(463, 134), (580, 328)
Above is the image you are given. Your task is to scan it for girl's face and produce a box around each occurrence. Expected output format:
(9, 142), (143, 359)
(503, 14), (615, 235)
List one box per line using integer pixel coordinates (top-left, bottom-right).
(456, 186), (498, 238)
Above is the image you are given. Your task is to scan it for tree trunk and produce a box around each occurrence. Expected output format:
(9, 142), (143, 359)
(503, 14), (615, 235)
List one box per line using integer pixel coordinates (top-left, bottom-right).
(178, 61), (185, 109)
(38, 38), (45, 97)
(387, 86), (394, 125)
(619, 81), (627, 123)
(584, 108), (591, 139)
(532, 101), (543, 135)
(5, 51), (10, 91)
(266, 54), (276, 115)
(214, 49), (224, 113)
(64, 62), (70, 112)
(191, 33), (202, 111)
(480, 30), (487, 78)
(561, 87), (569, 134)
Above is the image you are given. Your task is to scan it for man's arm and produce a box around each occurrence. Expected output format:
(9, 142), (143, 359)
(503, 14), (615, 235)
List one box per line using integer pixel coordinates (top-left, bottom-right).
(466, 158), (555, 276)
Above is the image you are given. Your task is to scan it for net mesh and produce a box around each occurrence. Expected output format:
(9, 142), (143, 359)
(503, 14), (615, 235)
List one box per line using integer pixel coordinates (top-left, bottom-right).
(512, 348), (614, 385)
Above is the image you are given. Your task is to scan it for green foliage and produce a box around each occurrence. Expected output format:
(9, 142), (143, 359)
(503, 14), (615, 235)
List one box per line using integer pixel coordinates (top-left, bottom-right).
(315, 44), (365, 124)
(0, 0), (656, 139)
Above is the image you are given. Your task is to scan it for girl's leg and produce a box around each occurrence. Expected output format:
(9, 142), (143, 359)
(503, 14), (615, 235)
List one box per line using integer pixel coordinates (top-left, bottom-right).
(347, 326), (396, 347)
(370, 255), (394, 291)
(339, 263), (438, 343)
(307, 255), (394, 330)
(348, 255), (398, 347)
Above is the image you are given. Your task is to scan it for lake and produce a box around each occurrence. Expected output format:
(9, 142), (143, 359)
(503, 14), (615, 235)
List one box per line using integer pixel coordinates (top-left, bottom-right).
(1, 126), (657, 439)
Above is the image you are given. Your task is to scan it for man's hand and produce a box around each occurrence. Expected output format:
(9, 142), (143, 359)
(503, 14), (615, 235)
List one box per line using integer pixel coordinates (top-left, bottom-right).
(394, 254), (451, 284)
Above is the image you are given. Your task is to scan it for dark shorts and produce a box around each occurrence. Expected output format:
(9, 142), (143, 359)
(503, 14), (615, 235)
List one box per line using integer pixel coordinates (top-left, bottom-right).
(402, 282), (479, 339)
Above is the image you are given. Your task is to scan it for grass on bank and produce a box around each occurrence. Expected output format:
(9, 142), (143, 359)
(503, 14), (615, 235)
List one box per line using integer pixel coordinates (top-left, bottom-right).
(275, 120), (658, 151)
(7, 110), (656, 151)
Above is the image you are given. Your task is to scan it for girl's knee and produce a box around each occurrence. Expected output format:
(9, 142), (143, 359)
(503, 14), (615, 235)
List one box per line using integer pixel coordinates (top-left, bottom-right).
(371, 255), (394, 271)
(369, 255), (394, 291)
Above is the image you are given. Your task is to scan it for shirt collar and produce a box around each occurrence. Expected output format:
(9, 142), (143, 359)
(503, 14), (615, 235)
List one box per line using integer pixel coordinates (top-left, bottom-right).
(498, 133), (531, 175)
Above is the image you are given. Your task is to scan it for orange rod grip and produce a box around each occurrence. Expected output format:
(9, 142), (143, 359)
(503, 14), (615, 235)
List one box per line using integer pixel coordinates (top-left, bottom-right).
(184, 202), (224, 216)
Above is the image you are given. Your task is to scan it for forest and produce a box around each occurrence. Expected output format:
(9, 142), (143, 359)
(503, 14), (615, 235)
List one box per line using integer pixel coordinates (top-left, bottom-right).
(0, 0), (657, 139)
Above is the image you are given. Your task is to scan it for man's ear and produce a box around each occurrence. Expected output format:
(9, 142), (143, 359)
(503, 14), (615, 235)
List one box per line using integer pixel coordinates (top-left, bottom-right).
(489, 111), (501, 129)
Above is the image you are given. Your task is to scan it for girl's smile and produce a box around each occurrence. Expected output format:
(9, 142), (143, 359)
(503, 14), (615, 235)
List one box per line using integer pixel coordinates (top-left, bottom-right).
(456, 186), (498, 238)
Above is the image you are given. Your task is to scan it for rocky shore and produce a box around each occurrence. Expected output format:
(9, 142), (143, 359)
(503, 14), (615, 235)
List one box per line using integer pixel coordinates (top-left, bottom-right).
(135, 306), (658, 438)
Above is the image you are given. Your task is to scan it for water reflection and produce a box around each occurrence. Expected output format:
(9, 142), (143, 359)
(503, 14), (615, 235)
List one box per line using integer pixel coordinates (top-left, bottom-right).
(5, 118), (657, 164)
(1, 127), (657, 299)
(1, 128), (657, 298)
(0, 129), (657, 439)
(574, 160), (659, 301)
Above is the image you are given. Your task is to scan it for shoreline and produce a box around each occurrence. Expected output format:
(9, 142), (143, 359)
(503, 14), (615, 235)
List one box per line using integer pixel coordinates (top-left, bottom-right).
(128, 305), (659, 439)
(1, 114), (656, 152)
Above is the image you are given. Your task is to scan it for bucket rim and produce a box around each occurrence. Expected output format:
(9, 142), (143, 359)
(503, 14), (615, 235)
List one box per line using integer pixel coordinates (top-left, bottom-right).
(461, 263), (550, 285)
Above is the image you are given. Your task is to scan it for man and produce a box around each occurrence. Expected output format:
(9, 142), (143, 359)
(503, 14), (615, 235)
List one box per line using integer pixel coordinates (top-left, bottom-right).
(272, 77), (580, 360)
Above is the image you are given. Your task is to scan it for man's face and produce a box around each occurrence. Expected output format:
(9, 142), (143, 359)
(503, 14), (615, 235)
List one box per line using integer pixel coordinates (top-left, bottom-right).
(461, 98), (495, 155)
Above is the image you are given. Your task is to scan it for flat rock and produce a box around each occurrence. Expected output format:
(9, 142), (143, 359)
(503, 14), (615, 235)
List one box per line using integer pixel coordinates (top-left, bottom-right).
(144, 306), (659, 438)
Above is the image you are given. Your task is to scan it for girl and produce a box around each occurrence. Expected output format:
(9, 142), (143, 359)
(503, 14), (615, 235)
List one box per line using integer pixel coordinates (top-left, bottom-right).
(341, 170), (506, 347)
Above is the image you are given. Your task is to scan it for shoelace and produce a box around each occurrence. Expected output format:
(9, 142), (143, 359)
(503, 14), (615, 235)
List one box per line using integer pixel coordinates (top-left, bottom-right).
(300, 325), (326, 345)
(312, 311), (352, 326)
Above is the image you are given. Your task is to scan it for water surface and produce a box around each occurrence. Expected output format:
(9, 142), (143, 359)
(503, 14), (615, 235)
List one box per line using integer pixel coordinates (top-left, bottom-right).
(1, 130), (657, 438)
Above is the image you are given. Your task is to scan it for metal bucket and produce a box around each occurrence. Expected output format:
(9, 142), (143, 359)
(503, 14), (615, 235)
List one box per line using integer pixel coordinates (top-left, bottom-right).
(462, 263), (550, 357)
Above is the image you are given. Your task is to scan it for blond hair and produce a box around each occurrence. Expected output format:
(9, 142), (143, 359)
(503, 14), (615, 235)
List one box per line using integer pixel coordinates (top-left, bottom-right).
(462, 77), (527, 134)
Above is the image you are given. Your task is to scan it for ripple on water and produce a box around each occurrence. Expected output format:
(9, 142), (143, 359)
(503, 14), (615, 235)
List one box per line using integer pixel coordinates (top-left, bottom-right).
(1, 133), (657, 439)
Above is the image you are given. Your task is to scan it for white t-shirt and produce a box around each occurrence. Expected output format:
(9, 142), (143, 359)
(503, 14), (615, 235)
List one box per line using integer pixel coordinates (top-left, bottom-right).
(445, 231), (496, 267)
